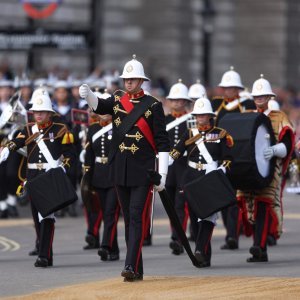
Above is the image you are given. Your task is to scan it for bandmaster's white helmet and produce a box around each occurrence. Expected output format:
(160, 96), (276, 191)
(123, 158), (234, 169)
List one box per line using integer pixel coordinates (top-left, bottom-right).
(251, 74), (276, 97)
(166, 79), (192, 101)
(191, 97), (215, 116)
(218, 66), (244, 89)
(188, 79), (207, 100)
(30, 88), (55, 112)
(119, 54), (150, 81)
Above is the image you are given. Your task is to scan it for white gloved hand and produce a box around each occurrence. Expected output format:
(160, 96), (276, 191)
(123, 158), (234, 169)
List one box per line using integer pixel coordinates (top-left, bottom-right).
(217, 165), (226, 174)
(154, 173), (167, 192)
(263, 143), (287, 160)
(168, 156), (174, 166)
(154, 152), (169, 191)
(79, 149), (86, 163)
(79, 84), (98, 110)
(0, 147), (9, 164)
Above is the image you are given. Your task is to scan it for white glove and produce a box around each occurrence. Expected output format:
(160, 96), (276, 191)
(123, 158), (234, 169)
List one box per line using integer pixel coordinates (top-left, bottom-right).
(79, 84), (98, 110)
(217, 165), (226, 174)
(263, 143), (287, 160)
(79, 149), (86, 163)
(205, 161), (217, 175)
(168, 156), (174, 166)
(154, 152), (169, 192)
(0, 147), (9, 164)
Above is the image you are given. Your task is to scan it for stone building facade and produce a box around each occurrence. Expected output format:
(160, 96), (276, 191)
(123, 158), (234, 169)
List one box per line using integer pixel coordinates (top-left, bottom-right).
(0, 0), (298, 90)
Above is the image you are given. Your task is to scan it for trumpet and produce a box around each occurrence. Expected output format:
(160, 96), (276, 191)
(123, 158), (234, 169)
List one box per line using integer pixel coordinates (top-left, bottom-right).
(0, 91), (28, 157)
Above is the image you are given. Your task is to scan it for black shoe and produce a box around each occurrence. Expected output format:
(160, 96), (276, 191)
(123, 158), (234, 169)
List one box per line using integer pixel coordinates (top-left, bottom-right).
(220, 237), (238, 250)
(83, 234), (100, 250)
(107, 252), (120, 261)
(194, 250), (211, 268)
(28, 247), (39, 256)
(267, 235), (277, 246)
(34, 257), (52, 268)
(121, 265), (135, 280)
(98, 247), (109, 261)
(169, 240), (184, 255)
(247, 246), (268, 262)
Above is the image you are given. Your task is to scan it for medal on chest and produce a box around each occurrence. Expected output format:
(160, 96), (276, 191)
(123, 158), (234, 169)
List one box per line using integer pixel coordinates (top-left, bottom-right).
(49, 132), (54, 142)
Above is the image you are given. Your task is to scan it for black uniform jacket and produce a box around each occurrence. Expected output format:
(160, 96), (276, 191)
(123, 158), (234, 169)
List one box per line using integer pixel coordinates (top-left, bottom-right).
(212, 96), (256, 126)
(165, 112), (188, 187)
(94, 89), (170, 186)
(84, 121), (114, 189)
(6, 121), (76, 181)
(169, 125), (233, 184)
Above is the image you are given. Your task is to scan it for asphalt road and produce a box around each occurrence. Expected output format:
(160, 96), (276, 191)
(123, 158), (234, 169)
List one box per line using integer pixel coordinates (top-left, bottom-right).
(1, 191), (300, 298)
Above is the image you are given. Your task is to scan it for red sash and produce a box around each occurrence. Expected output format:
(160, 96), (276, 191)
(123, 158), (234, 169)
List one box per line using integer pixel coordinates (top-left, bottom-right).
(120, 93), (157, 153)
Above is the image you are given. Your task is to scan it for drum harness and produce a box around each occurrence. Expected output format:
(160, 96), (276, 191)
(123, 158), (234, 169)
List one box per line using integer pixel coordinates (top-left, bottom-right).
(188, 128), (217, 171)
(27, 124), (61, 170)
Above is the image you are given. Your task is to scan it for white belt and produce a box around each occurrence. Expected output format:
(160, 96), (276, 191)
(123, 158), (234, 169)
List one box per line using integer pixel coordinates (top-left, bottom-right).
(27, 159), (60, 170)
(95, 156), (108, 164)
(188, 161), (209, 171)
(27, 163), (53, 170)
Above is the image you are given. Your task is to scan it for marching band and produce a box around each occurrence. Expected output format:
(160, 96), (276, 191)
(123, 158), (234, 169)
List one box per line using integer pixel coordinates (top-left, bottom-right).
(0, 54), (296, 281)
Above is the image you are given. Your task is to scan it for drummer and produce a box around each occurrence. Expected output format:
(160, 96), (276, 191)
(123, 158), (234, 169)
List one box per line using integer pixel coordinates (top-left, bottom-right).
(237, 75), (294, 263)
(213, 66), (256, 251)
(0, 87), (76, 268)
(169, 97), (234, 267)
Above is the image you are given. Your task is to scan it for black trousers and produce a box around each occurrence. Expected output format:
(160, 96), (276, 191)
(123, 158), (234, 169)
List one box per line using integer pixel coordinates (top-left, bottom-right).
(116, 185), (152, 274)
(96, 187), (120, 253)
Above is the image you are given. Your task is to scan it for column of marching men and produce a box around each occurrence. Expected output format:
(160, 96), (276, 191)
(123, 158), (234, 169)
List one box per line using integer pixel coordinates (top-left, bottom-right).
(0, 55), (295, 281)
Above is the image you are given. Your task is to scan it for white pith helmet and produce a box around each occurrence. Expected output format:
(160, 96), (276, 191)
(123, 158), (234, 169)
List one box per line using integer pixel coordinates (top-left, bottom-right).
(29, 88), (55, 112)
(251, 74), (276, 97)
(119, 54), (150, 81)
(268, 97), (280, 111)
(191, 97), (215, 116)
(239, 88), (253, 100)
(188, 79), (207, 100)
(218, 66), (244, 89)
(166, 79), (192, 101)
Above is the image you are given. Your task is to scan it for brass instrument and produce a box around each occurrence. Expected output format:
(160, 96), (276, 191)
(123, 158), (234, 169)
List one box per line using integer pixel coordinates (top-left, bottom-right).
(0, 91), (27, 157)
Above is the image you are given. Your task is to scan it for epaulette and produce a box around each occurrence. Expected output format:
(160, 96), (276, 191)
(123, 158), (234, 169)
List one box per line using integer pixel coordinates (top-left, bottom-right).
(113, 89), (126, 95)
(62, 132), (74, 144)
(185, 133), (201, 146)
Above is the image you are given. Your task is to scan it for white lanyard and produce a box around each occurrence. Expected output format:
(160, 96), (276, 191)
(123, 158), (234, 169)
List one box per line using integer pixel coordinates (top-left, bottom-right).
(32, 124), (59, 168)
(191, 128), (214, 164)
(166, 113), (192, 131)
(92, 123), (112, 143)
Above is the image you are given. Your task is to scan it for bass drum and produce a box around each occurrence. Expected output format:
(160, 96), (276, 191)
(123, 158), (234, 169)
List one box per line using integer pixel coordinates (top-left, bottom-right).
(219, 112), (276, 190)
